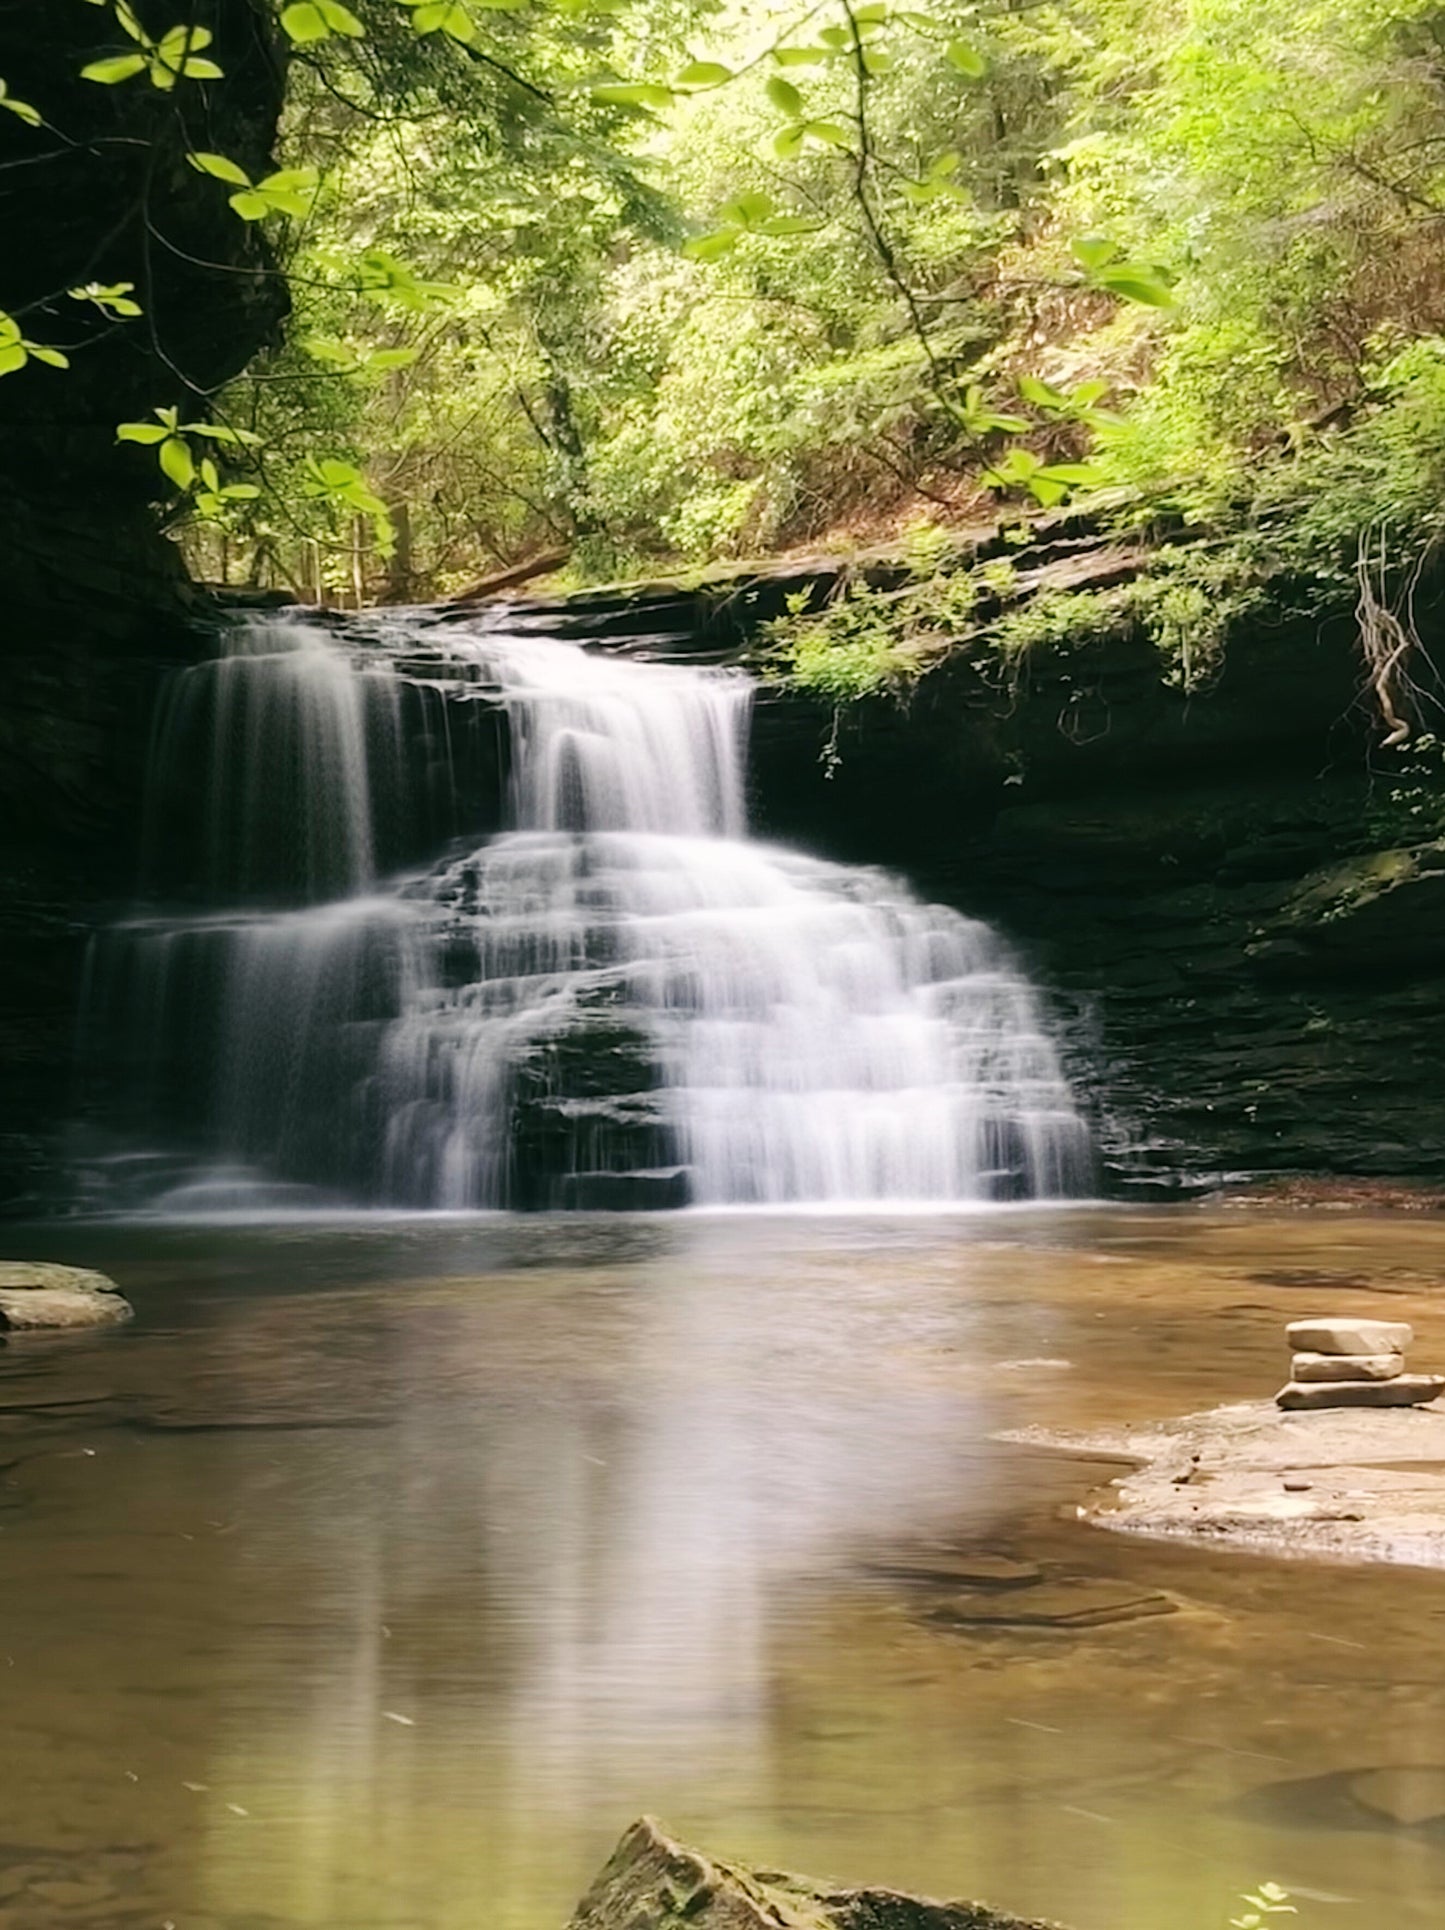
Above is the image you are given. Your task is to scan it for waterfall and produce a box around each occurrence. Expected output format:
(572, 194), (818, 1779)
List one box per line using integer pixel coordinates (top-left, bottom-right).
(84, 612), (1092, 1211)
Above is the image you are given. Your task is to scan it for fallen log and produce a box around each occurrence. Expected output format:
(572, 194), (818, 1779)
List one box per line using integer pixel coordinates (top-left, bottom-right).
(566, 1817), (1068, 1930)
(444, 548), (570, 605)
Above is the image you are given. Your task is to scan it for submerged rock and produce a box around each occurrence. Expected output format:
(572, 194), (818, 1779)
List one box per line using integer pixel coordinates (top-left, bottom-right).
(0, 1263), (133, 1332)
(566, 1817), (1068, 1930)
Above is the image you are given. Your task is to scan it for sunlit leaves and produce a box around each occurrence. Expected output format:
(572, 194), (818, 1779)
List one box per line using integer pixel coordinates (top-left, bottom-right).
(952, 382), (1028, 437)
(683, 190), (819, 260)
(981, 448), (1104, 507)
(0, 312), (69, 379)
(765, 75), (803, 117)
(194, 458), (262, 519)
(68, 281), (143, 319)
(301, 457), (397, 556)
(1069, 235), (1177, 307)
(674, 61), (731, 89)
(944, 39), (986, 78)
(589, 79), (674, 110)
(1016, 375), (1121, 428)
(306, 335), (420, 372)
(82, 9), (223, 88)
(281, 0), (365, 43)
(357, 251), (456, 310)
(0, 78), (41, 126)
(397, 0), (525, 42)
(117, 407), (264, 501)
(188, 153), (319, 222)
(900, 149), (966, 204)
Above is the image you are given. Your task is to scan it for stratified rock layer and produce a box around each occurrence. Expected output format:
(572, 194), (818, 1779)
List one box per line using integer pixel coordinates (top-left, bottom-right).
(1287, 1318), (1414, 1356)
(566, 1818), (1067, 1930)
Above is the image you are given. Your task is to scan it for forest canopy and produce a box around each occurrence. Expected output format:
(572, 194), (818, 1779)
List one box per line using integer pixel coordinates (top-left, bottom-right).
(11, 0), (1445, 603)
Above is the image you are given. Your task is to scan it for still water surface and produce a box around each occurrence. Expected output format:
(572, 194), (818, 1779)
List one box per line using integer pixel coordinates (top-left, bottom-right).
(4, 1209), (1445, 1930)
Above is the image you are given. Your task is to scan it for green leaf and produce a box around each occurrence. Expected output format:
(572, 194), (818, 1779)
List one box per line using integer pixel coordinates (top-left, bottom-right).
(818, 25), (851, 49)
(222, 483), (261, 499)
(367, 346), (419, 369)
(682, 229), (739, 261)
(0, 81), (41, 126)
(772, 45), (826, 66)
(159, 437), (195, 490)
(188, 150), (252, 186)
(720, 189), (776, 226)
(945, 39), (986, 77)
(589, 80), (674, 109)
(927, 149), (962, 179)
(117, 421), (171, 445)
(1018, 374), (1064, 408)
(81, 54), (147, 83)
(26, 345), (68, 368)
(803, 119), (851, 148)
(675, 60), (731, 87)
(765, 75), (803, 116)
(772, 122), (806, 160)
(228, 190), (271, 221)
(1070, 234), (1119, 271)
(179, 56), (224, 79)
(1027, 475), (1069, 506)
(200, 458), (220, 492)
(0, 342), (27, 377)
(305, 336), (358, 365)
(319, 0), (367, 30)
(280, 3), (332, 42)
(758, 214), (817, 236)
(1038, 462), (1104, 485)
(1094, 265), (1176, 306)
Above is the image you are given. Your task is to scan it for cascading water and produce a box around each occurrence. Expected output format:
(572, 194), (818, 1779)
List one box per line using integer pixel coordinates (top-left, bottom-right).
(83, 611), (1092, 1211)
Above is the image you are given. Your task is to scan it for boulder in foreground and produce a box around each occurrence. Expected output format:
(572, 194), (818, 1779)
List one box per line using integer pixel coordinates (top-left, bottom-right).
(0, 1263), (134, 1332)
(567, 1817), (1067, 1930)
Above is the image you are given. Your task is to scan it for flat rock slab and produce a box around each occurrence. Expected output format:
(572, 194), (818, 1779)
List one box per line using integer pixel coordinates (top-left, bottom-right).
(1293, 1351), (1404, 1382)
(0, 1263), (133, 1332)
(1003, 1399), (1445, 1568)
(1277, 1376), (1445, 1411)
(1286, 1317), (1413, 1356)
(567, 1817), (1068, 1930)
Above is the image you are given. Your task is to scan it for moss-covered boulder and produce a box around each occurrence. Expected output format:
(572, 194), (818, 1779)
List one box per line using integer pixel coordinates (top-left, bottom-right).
(567, 1818), (1068, 1930)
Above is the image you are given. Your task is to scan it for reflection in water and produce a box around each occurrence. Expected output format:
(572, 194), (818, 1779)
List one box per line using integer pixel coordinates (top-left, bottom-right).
(4, 1211), (1445, 1929)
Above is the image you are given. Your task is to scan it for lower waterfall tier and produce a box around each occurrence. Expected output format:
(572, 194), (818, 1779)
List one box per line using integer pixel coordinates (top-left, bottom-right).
(86, 829), (1091, 1211)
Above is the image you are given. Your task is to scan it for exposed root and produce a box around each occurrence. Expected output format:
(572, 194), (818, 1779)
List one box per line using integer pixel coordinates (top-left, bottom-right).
(1354, 527), (1436, 746)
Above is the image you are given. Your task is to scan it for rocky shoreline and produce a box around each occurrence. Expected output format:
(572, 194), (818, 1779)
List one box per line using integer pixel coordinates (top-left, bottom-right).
(1011, 1397), (1445, 1567)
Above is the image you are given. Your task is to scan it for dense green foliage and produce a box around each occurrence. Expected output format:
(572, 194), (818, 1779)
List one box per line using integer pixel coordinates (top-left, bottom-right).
(13, 0), (1445, 628)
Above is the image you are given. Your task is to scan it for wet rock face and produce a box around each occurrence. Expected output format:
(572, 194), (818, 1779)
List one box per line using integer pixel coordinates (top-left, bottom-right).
(737, 587), (1445, 1191)
(567, 1817), (1068, 1930)
(0, 0), (288, 1214)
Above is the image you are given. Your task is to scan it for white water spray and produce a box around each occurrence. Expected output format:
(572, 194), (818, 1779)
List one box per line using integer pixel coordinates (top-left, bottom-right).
(89, 614), (1091, 1209)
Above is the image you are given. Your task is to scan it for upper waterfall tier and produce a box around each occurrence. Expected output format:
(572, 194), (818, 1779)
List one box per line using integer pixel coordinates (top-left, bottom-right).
(86, 613), (1092, 1211)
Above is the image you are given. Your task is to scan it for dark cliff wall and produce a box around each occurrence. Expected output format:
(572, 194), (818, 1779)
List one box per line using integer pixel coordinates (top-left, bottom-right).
(0, 1), (286, 1210)
(744, 594), (1445, 1189)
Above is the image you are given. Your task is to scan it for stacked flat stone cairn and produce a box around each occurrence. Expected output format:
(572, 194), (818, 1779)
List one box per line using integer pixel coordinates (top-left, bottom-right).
(1276, 1317), (1445, 1411)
